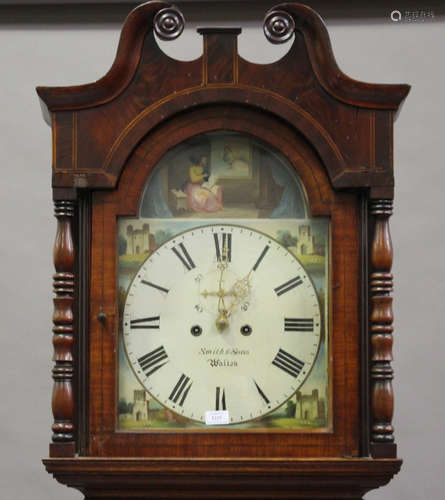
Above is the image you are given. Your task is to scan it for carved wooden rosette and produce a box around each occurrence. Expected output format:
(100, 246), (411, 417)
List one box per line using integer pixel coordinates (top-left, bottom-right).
(51, 200), (75, 456)
(369, 200), (395, 451)
(153, 5), (184, 40)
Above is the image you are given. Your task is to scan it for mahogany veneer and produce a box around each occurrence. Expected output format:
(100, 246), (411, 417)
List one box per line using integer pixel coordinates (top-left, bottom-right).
(37, 2), (409, 498)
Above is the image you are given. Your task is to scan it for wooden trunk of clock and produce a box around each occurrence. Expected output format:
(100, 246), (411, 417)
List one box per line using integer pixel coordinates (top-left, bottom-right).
(37, 2), (409, 499)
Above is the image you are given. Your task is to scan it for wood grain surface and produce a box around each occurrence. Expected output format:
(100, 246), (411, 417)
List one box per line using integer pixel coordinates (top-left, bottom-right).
(36, 0), (410, 496)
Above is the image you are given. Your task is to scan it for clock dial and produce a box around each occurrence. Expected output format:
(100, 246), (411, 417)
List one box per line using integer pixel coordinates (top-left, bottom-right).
(123, 224), (321, 424)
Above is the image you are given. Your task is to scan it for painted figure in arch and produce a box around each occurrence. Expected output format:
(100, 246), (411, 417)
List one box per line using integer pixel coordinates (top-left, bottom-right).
(223, 144), (250, 176)
(183, 155), (223, 213)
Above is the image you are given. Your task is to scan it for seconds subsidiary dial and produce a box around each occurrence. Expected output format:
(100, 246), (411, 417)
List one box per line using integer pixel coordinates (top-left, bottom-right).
(123, 225), (321, 424)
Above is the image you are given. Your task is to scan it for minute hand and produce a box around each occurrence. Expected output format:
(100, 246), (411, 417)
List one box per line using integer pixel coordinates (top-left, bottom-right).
(215, 250), (231, 331)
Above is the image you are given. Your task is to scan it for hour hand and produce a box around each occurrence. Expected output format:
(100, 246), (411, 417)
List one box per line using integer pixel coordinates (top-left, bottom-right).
(200, 289), (235, 299)
(226, 272), (252, 313)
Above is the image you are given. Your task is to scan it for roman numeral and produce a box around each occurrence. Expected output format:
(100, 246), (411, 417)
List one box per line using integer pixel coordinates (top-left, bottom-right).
(137, 346), (168, 377)
(214, 232), (232, 262)
(284, 318), (314, 332)
(253, 245), (270, 271)
(141, 280), (169, 294)
(254, 380), (270, 405)
(130, 316), (160, 330)
(171, 242), (195, 271)
(215, 386), (226, 410)
(274, 276), (303, 296)
(272, 348), (305, 378)
(169, 374), (192, 406)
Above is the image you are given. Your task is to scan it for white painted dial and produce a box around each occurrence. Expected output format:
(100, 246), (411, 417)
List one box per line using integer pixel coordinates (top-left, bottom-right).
(123, 224), (321, 425)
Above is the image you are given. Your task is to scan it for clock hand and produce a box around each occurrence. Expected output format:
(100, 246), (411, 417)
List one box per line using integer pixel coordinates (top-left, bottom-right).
(199, 286), (234, 331)
(202, 268), (253, 323)
(200, 289), (235, 298)
(201, 248), (253, 330)
(225, 270), (252, 317)
(215, 251), (230, 331)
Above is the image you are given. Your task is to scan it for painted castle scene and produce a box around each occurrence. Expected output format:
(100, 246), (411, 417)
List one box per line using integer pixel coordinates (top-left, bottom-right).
(117, 132), (330, 431)
(119, 387), (327, 431)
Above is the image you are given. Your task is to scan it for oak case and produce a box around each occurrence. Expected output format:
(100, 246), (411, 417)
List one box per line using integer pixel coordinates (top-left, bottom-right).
(37, 1), (409, 498)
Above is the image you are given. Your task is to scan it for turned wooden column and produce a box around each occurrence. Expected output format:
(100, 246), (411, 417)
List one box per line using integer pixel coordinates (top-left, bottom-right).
(369, 199), (395, 457)
(50, 200), (76, 457)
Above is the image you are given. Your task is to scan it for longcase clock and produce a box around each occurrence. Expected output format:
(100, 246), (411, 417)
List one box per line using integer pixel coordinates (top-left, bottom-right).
(37, 2), (410, 498)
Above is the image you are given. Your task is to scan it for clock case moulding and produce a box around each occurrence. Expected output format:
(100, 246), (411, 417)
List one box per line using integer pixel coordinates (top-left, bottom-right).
(36, 1), (410, 499)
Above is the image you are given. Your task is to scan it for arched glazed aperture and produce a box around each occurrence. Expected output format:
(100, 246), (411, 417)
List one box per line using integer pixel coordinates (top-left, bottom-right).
(116, 126), (331, 432)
